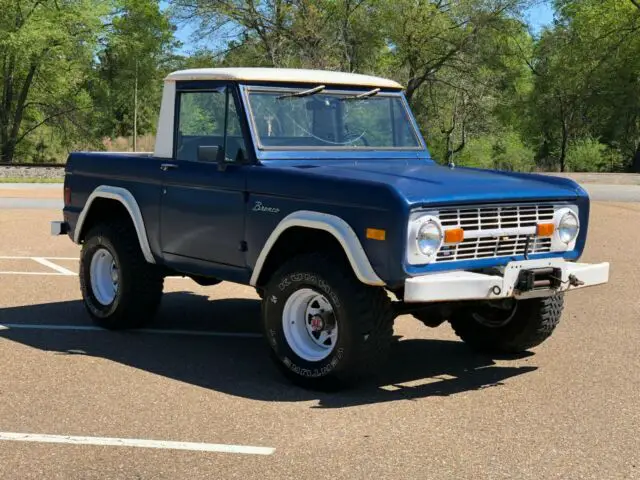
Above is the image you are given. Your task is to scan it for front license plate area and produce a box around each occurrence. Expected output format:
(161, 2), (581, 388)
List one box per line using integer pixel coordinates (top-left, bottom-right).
(516, 267), (563, 293)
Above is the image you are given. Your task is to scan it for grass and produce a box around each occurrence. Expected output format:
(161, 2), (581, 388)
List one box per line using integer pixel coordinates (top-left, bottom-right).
(0, 177), (64, 184)
(102, 134), (155, 152)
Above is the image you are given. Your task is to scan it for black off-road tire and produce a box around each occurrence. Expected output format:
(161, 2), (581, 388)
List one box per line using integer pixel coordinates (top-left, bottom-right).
(79, 221), (164, 330)
(448, 294), (565, 353)
(261, 253), (395, 390)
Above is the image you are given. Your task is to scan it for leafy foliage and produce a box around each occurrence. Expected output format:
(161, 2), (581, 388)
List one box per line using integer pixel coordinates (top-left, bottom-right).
(1, 0), (639, 172)
(565, 138), (624, 173)
(0, 0), (109, 162)
(93, 0), (178, 139)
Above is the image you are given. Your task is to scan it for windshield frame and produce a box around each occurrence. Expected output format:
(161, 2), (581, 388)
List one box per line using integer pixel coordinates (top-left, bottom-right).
(239, 84), (427, 154)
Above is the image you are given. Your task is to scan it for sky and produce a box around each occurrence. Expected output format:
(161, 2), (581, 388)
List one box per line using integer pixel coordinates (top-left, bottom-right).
(526, 1), (555, 32)
(164, 1), (556, 54)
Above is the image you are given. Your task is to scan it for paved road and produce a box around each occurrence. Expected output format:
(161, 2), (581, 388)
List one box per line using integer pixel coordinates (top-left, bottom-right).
(582, 183), (640, 202)
(0, 183), (62, 189)
(0, 198), (62, 209)
(0, 205), (638, 479)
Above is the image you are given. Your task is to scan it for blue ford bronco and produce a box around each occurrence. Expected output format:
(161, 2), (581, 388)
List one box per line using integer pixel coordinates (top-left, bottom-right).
(52, 68), (610, 389)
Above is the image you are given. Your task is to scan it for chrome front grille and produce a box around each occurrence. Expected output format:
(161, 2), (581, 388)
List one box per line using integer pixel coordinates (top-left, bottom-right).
(436, 204), (555, 263)
(439, 204), (555, 230)
(437, 235), (552, 262)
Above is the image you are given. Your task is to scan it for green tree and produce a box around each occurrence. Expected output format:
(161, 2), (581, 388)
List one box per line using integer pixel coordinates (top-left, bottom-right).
(94, 0), (178, 147)
(526, 0), (640, 171)
(383, 2), (535, 165)
(170, 0), (385, 71)
(0, 0), (108, 163)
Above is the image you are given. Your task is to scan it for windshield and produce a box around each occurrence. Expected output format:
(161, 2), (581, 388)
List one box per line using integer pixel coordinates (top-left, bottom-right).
(244, 88), (422, 150)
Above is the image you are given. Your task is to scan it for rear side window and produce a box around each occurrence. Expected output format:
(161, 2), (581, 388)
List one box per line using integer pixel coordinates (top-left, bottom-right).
(175, 88), (246, 163)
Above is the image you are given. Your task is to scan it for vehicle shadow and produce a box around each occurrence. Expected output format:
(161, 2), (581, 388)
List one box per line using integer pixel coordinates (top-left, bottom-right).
(0, 291), (537, 408)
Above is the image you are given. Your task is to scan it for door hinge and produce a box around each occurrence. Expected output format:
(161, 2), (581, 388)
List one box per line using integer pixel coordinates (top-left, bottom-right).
(239, 241), (248, 252)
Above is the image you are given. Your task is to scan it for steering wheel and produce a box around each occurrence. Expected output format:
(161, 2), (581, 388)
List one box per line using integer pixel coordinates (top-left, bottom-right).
(344, 131), (369, 146)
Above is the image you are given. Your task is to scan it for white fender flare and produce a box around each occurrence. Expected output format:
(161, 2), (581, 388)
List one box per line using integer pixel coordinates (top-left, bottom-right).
(249, 210), (385, 287)
(74, 185), (155, 264)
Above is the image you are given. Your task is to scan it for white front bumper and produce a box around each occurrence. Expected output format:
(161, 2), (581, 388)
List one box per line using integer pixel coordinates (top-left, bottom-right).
(404, 258), (610, 303)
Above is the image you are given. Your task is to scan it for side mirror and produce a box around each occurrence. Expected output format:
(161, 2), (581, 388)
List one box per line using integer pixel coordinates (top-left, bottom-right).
(198, 145), (231, 171)
(197, 145), (223, 163)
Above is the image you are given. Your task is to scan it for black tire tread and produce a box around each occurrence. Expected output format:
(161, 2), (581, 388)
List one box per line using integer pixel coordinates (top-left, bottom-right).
(80, 220), (164, 330)
(263, 252), (394, 388)
(449, 294), (564, 353)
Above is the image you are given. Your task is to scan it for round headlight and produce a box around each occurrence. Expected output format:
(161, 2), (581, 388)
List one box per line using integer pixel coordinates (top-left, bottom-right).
(417, 220), (443, 256)
(558, 211), (579, 244)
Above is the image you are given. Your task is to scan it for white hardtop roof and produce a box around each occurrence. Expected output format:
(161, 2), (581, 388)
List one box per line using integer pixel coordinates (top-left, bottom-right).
(165, 67), (404, 89)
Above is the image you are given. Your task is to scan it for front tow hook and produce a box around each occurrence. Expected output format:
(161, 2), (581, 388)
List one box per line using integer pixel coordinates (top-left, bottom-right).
(568, 274), (585, 287)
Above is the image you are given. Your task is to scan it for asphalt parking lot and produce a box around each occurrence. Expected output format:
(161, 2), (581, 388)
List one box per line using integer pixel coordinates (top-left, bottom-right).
(0, 188), (639, 479)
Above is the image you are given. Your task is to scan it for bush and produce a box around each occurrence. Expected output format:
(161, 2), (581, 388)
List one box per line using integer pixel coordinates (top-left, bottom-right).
(492, 131), (536, 172)
(454, 131), (536, 172)
(566, 138), (624, 172)
(454, 136), (494, 169)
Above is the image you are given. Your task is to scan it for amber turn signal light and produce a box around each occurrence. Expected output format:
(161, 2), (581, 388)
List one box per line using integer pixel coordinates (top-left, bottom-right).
(536, 223), (555, 237)
(444, 228), (464, 244)
(366, 228), (386, 241)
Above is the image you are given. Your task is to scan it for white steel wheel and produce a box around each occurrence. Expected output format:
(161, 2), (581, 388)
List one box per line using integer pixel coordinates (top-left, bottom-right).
(282, 288), (338, 362)
(89, 247), (119, 306)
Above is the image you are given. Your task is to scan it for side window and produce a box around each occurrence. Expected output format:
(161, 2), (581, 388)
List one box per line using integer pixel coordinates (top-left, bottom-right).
(175, 88), (247, 163)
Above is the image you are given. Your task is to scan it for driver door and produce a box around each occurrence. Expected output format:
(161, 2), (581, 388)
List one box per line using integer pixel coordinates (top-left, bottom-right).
(159, 84), (248, 268)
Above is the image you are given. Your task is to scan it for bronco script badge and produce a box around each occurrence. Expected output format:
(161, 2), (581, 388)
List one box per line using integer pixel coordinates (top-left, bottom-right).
(252, 201), (280, 213)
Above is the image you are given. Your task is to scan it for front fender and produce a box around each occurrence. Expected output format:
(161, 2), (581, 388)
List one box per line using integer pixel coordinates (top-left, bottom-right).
(249, 210), (385, 287)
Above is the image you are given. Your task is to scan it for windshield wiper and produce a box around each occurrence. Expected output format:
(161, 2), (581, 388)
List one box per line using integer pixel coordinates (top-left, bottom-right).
(277, 85), (325, 99)
(340, 88), (381, 101)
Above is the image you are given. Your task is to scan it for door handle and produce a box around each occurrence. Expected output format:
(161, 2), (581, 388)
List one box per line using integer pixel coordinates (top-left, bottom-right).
(160, 163), (178, 171)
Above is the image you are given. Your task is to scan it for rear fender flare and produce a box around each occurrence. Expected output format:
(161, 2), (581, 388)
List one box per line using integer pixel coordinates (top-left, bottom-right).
(74, 185), (155, 264)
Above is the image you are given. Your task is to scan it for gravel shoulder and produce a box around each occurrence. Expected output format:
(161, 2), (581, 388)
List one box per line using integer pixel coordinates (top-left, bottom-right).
(0, 166), (64, 181)
(2, 165), (640, 185)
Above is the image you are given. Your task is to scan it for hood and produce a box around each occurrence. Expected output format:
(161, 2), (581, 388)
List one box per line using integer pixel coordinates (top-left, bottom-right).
(271, 159), (583, 207)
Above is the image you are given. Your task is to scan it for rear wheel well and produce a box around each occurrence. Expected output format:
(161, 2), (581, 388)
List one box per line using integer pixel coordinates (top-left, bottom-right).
(78, 198), (132, 243)
(255, 227), (353, 287)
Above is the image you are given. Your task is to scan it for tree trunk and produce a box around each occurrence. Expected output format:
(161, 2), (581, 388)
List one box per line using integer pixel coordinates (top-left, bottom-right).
(3, 62), (38, 163)
(559, 118), (568, 172)
(1, 139), (16, 164)
(1, 53), (15, 163)
(632, 142), (640, 173)
(133, 60), (138, 152)
(0, 124), (8, 162)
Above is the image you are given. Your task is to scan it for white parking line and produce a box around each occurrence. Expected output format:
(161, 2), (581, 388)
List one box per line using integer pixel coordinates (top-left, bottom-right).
(0, 256), (188, 279)
(0, 255), (77, 276)
(0, 271), (71, 276)
(32, 257), (76, 276)
(0, 270), (190, 279)
(0, 323), (262, 338)
(0, 432), (275, 455)
(0, 256), (78, 260)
